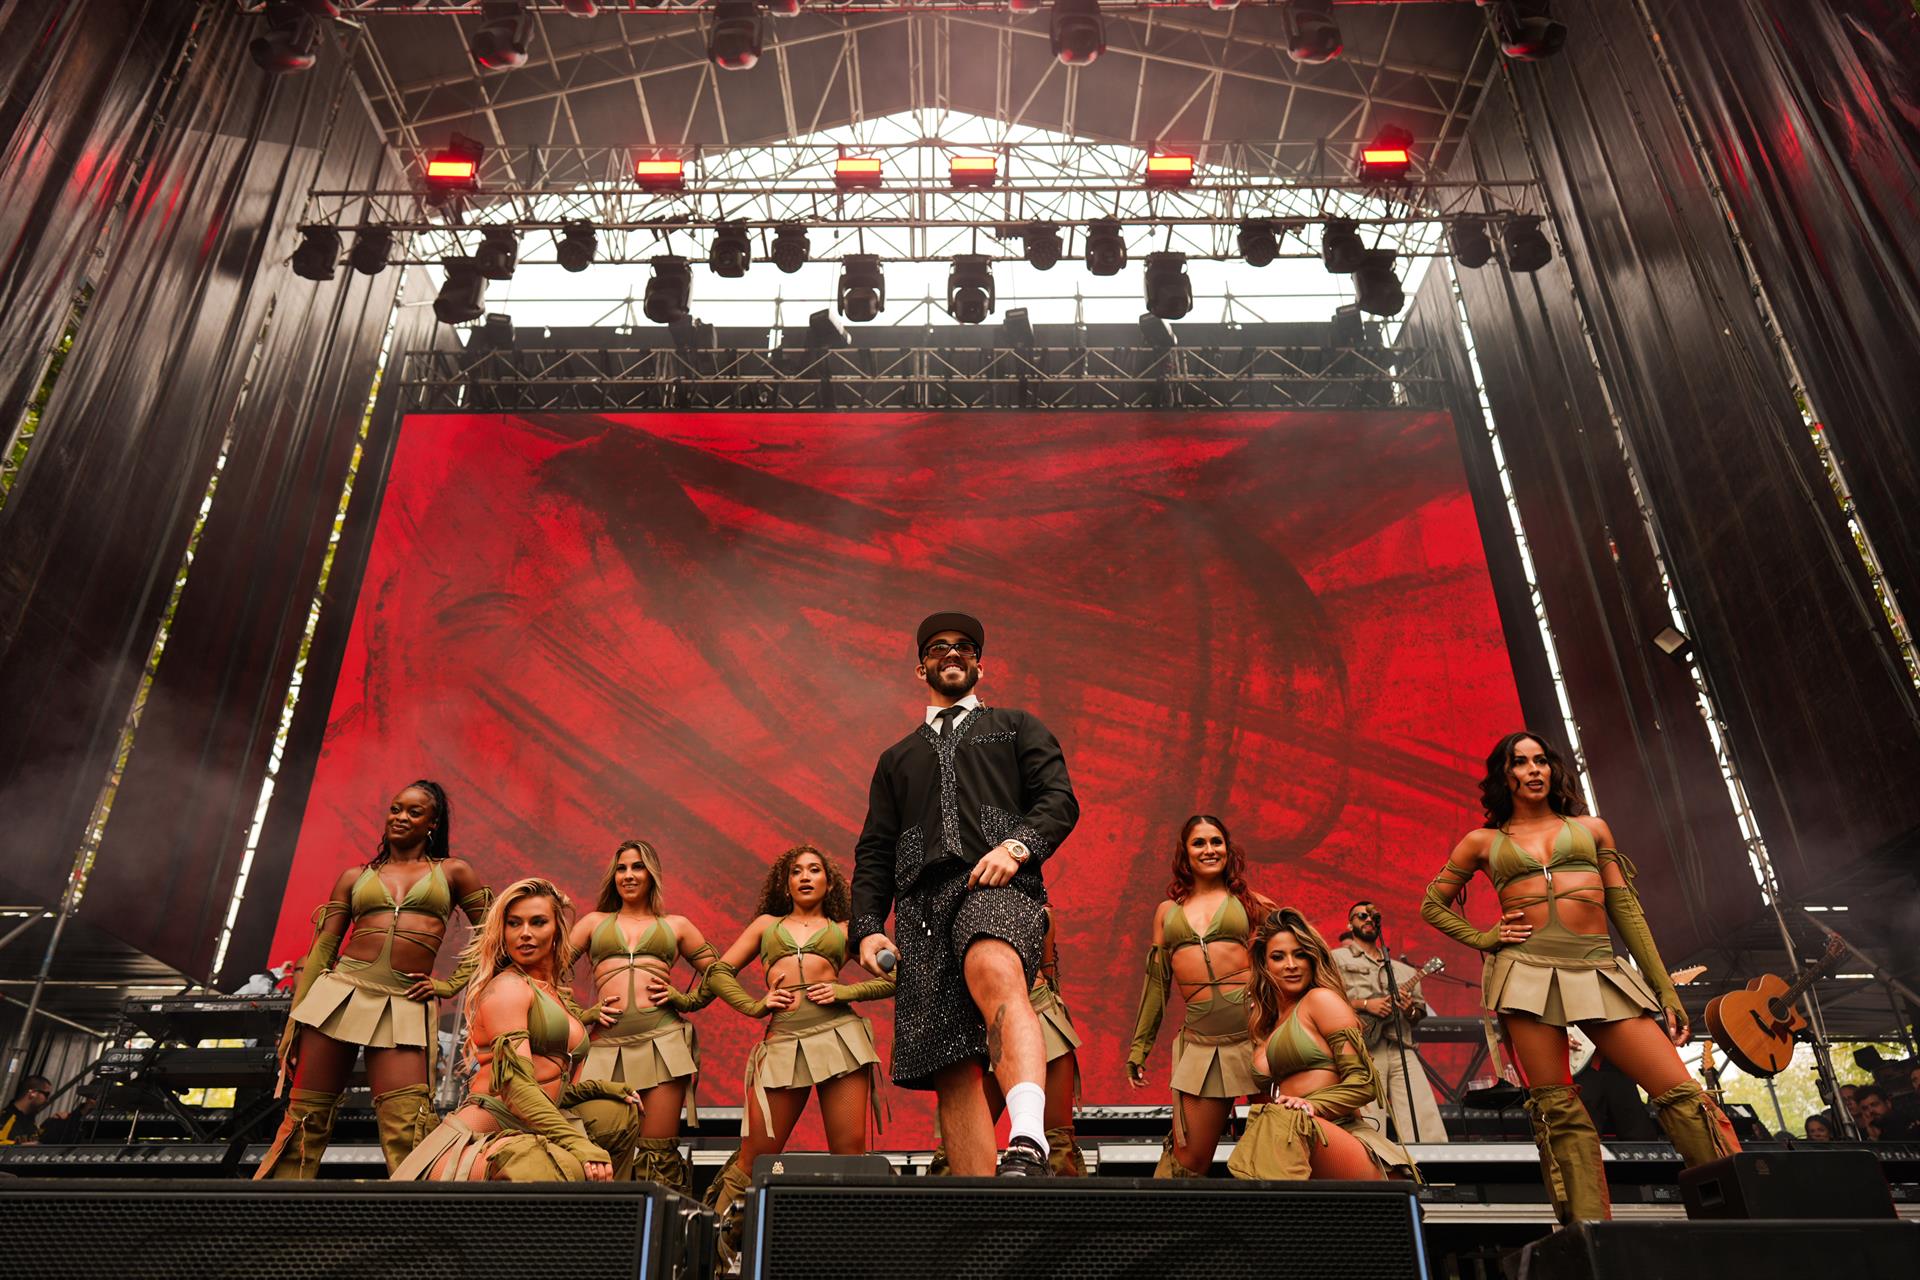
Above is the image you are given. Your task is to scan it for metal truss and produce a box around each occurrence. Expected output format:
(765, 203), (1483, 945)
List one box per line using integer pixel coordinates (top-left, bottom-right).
(306, 138), (1534, 265)
(397, 340), (1438, 411)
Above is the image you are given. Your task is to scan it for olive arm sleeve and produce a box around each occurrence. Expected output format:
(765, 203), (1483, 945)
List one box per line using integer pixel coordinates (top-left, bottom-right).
(1127, 945), (1171, 1070)
(1303, 1027), (1387, 1123)
(1420, 861), (1501, 952)
(703, 960), (771, 1018)
(830, 974), (897, 1003)
(275, 909), (344, 1085)
(487, 1033), (611, 1166)
(658, 943), (720, 1013)
(431, 888), (495, 998)
(1599, 850), (1682, 1012)
(558, 1079), (635, 1107)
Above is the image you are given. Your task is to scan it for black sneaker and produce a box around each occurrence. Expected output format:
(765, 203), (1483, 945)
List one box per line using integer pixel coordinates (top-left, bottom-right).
(996, 1135), (1048, 1177)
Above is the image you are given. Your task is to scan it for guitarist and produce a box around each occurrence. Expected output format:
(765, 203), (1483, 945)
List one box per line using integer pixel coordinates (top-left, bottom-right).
(1333, 902), (1449, 1143)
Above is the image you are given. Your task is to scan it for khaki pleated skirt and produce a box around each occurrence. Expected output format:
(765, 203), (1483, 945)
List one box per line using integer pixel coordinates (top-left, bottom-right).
(291, 961), (431, 1049)
(580, 1007), (700, 1125)
(1030, 981), (1081, 1064)
(742, 1003), (882, 1136)
(1169, 992), (1259, 1099)
(1482, 931), (1660, 1028)
(391, 1113), (591, 1183)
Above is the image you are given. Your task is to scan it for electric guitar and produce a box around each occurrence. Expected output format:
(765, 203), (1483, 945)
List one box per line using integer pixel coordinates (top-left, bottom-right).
(1705, 936), (1847, 1077)
(1361, 957), (1444, 1030)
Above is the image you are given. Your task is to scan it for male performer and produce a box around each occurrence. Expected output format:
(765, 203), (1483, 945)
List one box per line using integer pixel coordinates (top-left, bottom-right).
(1332, 900), (1449, 1143)
(852, 612), (1079, 1176)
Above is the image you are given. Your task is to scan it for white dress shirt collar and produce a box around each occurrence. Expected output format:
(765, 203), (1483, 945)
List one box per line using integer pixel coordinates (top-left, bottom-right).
(924, 693), (981, 728)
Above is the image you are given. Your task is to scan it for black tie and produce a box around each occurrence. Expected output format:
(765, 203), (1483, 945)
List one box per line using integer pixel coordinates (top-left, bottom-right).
(935, 706), (963, 736)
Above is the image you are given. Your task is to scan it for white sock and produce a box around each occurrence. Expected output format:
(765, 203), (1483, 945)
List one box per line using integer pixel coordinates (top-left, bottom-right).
(1004, 1081), (1049, 1156)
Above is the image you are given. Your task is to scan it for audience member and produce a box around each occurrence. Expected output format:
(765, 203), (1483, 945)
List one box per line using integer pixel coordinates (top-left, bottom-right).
(1855, 1085), (1913, 1140)
(1802, 1113), (1834, 1141)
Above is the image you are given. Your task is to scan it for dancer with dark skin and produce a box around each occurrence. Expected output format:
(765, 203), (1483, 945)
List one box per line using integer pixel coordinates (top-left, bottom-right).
(1128, 816), (1274, 1176)
(1422, 731), (1738, 1221)
(258, 780), (489, 1177)
(703, 846), (893, 1259)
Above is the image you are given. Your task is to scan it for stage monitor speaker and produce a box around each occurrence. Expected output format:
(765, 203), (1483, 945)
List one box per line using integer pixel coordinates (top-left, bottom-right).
(0, 1178), (715, 1279)
(752, 1152), (894, 1179)
(741, 1176), (1427, 1279)
(1679, 1148), (1894, 1219)
(1513, 1220), (1920, 1279)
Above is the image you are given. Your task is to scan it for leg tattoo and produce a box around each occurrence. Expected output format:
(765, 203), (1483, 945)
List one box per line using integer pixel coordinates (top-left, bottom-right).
(987, 1004), (1008, 1070)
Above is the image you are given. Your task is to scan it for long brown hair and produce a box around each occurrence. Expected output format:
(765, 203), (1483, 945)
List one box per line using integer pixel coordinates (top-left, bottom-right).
(593, 839), (666, 915)
(1167, 813), (1264, 908)
(1246, 907), (1350, 1042)
(461, 877), (578, 1024)
(1479, 730), (1586, 828)
(752, 843), (851, 921)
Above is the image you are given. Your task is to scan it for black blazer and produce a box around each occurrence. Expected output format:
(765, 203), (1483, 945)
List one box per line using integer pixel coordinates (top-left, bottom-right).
(850, 705), (1078, 945)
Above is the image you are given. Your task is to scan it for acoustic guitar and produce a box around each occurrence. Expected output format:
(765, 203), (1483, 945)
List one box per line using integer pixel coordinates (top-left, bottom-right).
(1705, 936), (1846, 1077)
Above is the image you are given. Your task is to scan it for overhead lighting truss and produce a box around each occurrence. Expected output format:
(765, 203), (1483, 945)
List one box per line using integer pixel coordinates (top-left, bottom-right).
(304, 138), (1537, 268)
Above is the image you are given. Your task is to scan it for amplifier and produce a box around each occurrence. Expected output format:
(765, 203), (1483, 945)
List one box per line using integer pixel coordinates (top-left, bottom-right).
(1514, 1220), (1920, 1279)
(1679, 1149), (1895, 1219)
(95, 1046), (279, 1090)
(0, 1179), (716, 1279)
(740, 1176), (1427, 1279)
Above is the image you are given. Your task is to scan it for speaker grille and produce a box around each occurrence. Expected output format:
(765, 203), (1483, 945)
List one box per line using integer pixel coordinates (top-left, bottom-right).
(749, 1179), (1423, 1279)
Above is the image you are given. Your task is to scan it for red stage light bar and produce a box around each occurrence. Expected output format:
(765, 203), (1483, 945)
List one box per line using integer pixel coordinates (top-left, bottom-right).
(835, 156), (884, 188)
(949, 155), (998, 188)
(1358, 127), (1415, 181)
(1144, 153), (1196, 187)
(426, 156), (477, 183)
(634, 157), (687, 190)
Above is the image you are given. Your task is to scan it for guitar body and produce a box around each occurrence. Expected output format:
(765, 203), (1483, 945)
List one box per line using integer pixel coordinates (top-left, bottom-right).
(1707, 976), (1806, 1077)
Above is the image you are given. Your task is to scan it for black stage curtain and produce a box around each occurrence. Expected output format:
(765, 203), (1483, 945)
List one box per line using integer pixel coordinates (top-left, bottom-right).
(1449, 0), (1920, 957)
(0, 5), (417, 980)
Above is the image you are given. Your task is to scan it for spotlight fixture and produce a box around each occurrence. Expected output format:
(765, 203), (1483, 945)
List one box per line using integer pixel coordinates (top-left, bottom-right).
(291, 225), (340, 281)
(1352, 248), (1404, 317)
(1009, 0), (1042, 9)
(470, 0), (532, 72)
(1502, 215), (1554, 271)
(837, 254), (886, 322)
(1282, 0), (1342, 65)
(643, 255), (693, 323)
(668, 313), (715, 355)
(250, 1), (332, 74)
(767, 0), (801, 14)
(434, 258), (487, 325)
(1142, 251), (1193, 321)
(1237, 219), (1279, 268)
(1050, 0), (1105, 66)
(834, 156), (883, 189)
(1328, 302), (1363, 348)
(709, 1), (763, 71)
(771, 224), (810, 274)
(1653, 625), (1694, 665)
(1320, 218), (1366, 274)
(481, 312), (514, 350)
(1023, 222), (1063, 271)
(709, 221), (752, 278)
(1208, 0), (1240, 9)
(946, 255), (996, 325)
(1144, 152), (1196, 188)
(555, 220), (597, 273)
(561, 1), (599, 15)
(949, 155), (998, 188)
(424, 134), (484, 208)
(1001, 307), (1036, 350)
(1357, 125), (1414, 182)
(1085, 220), (1127, 276)
(474, 226), (519, 280)
(348, 224), (394, 276)
(1448, 215), (1494, 269)
(807, 308), (852, 350)
(634, 157), (687, 190)
(1484, 0), (1567, 60)
(1139, 312), (1176, 349)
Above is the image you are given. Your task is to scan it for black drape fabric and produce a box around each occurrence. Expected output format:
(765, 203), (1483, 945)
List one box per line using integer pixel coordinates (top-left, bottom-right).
(1448, 0), (1920, 956)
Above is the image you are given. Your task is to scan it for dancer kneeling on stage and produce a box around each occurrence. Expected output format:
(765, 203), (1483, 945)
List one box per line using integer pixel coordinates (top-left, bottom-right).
(1128, 814), (1274, 1177)
(393, 877), (642, 1182)
(568, 838), (717, 1193)
(1421, 730), (1739, 1223)
(259, 780), (490, 1178)
(703, 845), (893, 1255)
(1230, 908), (1417, 1182)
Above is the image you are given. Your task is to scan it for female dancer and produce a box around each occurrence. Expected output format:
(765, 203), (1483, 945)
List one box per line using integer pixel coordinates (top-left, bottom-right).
(258, 780), (489, 1177)
(1228, 907), (1416, 1181)
(392, 877), (642, 1181)
(1421, 730), (1739, 1221)
(702, 845), (893, 1254)
(1127, 815), (1275, 1177)
(568, 838), (717, 1193)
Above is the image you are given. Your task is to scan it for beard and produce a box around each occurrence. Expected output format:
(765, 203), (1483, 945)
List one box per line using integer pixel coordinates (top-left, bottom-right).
(1352, 922), (1380, 943)
(923, 661), (981, 699)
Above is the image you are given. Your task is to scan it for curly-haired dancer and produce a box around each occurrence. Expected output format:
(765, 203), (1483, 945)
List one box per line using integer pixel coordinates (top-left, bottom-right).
(257, 780), (490, 1177)
(1421, 731), (1739, 1222)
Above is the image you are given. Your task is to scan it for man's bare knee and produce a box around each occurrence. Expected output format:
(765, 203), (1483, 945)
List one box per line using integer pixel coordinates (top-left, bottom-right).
(962, 938), (1025, 991)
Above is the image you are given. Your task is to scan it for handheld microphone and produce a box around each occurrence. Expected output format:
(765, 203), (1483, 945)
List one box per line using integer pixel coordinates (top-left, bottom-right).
(876, 948), (897, 974)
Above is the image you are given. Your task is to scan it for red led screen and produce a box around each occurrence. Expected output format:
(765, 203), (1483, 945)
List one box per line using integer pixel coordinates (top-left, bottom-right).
(273, 409), (1525, 1143)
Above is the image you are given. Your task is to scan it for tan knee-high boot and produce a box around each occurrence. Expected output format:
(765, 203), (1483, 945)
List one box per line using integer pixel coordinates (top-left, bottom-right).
(1046, 1126), (1086, 1178)
(1651, 1081), (1740, 1167)
(633, 1136), (692, 1195)
(372, 1084), (437, 1173)
(703, 1155), (756, 1262)
(1152, 1132), (1206, 1179)
(1524, 1084), (1610, 1223)
(254, 1088), (340, 1180)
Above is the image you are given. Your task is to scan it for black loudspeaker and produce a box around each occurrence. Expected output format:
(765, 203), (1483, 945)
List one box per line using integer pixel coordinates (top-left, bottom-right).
(741, 1177), (1427, 1279)
(0, 1179), (715, 1279)
(1514, 1220), (1920, 1279)
(1679, 1149), (1895, 1219)
(751, 1152), (894, 1179)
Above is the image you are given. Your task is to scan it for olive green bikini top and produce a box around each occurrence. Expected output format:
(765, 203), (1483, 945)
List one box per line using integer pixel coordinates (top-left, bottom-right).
(349, 861), (453, 921)
(1163, 895), (1252, 993)
(1488, 817), (1607, 916)
(588, 912), (677, 1017)
(1264, 1002), (1336, 1078)
(760, 918), (848, 971)
(523, 979), (588, 1068)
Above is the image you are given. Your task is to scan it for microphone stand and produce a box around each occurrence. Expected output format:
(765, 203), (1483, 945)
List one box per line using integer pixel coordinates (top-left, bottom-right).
(1375, 918), (1423, 1144)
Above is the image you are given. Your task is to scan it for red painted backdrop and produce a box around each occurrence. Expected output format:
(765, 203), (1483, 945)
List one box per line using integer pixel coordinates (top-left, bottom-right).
(273, 409), (1525, 1144)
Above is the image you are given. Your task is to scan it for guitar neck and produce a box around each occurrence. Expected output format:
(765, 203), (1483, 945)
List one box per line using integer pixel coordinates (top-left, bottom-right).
(1768, 944), (1845, 1020)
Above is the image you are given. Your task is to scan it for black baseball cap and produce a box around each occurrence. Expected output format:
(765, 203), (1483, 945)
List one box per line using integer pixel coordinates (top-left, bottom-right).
(917, 612), (985, 657)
